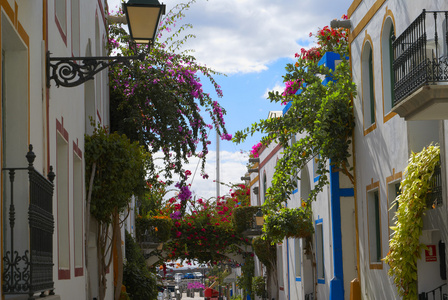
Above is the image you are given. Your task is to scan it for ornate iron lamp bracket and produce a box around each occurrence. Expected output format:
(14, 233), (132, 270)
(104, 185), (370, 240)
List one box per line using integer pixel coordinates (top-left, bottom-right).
(46, 51), (145, 88)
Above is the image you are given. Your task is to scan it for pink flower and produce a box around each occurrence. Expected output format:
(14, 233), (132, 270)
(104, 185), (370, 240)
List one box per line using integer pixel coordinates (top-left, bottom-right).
(220, 133), (232, 141)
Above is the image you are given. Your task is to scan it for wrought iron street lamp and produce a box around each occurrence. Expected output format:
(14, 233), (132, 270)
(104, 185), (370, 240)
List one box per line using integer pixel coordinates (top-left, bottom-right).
(123, 0), (166, 45)
(47, 0), (165, 88)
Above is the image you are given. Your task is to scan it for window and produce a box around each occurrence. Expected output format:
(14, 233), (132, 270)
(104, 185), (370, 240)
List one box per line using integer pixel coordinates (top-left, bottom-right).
(382, 19), (395, 117)
(443, 19), (448, 57)
(71, 0), (80, 57)
(313, 156), (320, 181)
(57, 127), (70, 279)
(55, 0), (67, 42)
(367, 188), (382, 266)
(362, 41), (376, 130)
(95, 16), (101, 119)
(263, 173), (267, 204)
(277, 245), (284, 288)
(388, 181), (400, 238)
(300, 166), (311, 203)
(73, 147), (83, 276)
(315, 221), (325, 282)
(295, 238), (302, 279)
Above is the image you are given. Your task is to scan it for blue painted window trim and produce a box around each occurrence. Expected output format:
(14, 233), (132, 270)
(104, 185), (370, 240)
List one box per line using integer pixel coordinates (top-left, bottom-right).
(294, 238), (302, 282)
(315, 218), (325, 284)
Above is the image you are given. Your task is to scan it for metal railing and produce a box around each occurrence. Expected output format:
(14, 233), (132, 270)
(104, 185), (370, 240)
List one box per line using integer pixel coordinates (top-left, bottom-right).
(419, 283), (447, 300)
(393, 10), (448, 105)
(138, 226), (162, 251)
(305, 293), (314, 300)
(426, 161), (443, 208)
(3, 145), (55, 299)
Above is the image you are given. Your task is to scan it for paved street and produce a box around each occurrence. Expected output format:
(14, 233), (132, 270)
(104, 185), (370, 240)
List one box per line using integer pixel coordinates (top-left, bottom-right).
(181, 292), (204, 300)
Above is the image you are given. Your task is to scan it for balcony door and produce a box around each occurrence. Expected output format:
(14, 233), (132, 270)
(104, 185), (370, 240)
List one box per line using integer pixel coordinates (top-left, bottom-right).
(1, 12), (29, 271)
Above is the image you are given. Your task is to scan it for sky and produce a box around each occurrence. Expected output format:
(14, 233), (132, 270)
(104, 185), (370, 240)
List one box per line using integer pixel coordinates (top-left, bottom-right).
(108, 0), (353, 199)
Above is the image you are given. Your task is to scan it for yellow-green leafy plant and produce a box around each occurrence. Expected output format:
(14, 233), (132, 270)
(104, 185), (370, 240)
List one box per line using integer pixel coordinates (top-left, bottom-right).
(384, 145), (440, 299)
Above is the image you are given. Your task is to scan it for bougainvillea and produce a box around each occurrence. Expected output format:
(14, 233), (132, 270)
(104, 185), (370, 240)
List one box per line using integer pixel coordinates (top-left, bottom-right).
(148, 176), (252, 264)
(250, 142), (263, 158)
(108, 0), (228, 180)
(234, 17), (356, 210)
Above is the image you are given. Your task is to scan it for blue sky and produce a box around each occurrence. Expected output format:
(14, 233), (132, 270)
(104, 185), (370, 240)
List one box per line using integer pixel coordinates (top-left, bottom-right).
(108, 0), (353, 198)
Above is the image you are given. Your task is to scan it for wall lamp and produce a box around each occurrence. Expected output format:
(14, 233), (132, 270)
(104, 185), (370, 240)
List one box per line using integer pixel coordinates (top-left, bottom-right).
(47, 0), (166, 88)
(330, 19), (352, 29)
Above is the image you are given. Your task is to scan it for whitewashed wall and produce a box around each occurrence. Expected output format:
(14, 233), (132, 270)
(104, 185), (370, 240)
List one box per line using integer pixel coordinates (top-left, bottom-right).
(350, 0), (448, 298)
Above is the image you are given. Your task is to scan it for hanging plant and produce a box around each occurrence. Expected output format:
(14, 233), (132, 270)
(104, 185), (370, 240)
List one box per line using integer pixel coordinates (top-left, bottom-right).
(263, 207), (313, 244)
(252, 236), (276, 271)
(384, 145), (440, 299)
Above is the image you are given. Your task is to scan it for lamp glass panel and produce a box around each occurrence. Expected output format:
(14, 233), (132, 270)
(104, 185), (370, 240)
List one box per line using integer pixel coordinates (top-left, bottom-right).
(127, 6), (160, 42)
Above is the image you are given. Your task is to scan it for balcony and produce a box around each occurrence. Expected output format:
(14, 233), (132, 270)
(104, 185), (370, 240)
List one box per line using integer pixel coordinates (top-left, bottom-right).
(392, 10), (448, 120)
(426, 161), (443, 208)
(3, 145), (55, 300)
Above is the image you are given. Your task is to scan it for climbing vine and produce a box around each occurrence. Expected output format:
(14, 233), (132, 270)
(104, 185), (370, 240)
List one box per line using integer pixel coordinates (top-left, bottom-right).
(234, 21), (356, 210)
(384, 145), (440, 299)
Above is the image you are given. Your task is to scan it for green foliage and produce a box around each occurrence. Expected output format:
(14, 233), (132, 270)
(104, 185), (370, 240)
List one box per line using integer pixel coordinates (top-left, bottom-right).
(136, 216), (173, 243)
(263, 207), (313, 244)
(85, 126), (150, 223)
(252, 276), (267, 299)
(119, 290), (130, 300)
(384, 145), (440, 299)
(232, 206), (261, 234)
(236, 255), (254, 300)
(139, 177), (171, 217)
(252, 236), (277, 271)
(234, 25), (356, 211)
(123, 231), (158, 300)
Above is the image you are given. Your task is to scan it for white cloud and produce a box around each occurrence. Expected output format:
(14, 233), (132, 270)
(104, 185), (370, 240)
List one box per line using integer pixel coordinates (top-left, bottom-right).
(154, 150), (249, 200)
(108, 0), (351, 74)
(263, 82), (284, 99)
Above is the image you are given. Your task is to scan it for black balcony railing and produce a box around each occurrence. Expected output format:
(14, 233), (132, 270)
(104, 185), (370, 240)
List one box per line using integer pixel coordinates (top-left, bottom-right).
(419, 283), (447, 300)
(426, 161), (443, 208)
(138, 226), (161, 248)
(3, 145), (55, 299)
(393, 10), (448, 105)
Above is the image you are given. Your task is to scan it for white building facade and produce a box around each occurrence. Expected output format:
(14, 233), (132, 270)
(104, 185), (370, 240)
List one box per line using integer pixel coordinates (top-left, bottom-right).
(349, 0), (448, 298)
(1, 0), (113, 299)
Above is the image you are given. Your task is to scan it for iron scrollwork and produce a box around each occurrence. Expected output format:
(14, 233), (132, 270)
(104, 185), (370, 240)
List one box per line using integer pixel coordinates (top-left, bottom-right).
(46, 51), (145, 88)
(3, 145), (56, 299)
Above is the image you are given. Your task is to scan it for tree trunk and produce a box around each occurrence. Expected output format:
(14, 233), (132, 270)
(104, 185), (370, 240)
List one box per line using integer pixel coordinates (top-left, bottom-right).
(85, 163), (96, 300)
(114, 211), (124, 300)
(98, 225), (107, 300)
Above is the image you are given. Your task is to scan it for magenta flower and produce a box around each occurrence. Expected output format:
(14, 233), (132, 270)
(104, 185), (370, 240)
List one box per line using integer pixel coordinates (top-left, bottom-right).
(220, 133), (232, 141)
